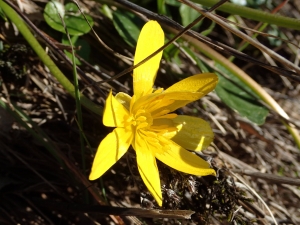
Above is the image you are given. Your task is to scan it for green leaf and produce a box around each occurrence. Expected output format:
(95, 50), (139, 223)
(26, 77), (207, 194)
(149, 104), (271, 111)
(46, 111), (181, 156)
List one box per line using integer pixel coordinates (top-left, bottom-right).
(43, 1), (93, 36)
(165, 0), (181, 7)
(179, 4), (201, 29)
(215, 64), (268, 125)
(112, 9), (144, 47)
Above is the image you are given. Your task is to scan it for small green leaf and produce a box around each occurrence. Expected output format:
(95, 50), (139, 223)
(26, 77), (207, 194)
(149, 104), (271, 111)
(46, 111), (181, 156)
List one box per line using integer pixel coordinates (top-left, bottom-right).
(112, 9), (144, 47)
(157, 0), (168, 15)
(215, 64), (268, 125)
(179, 4), (201, 29)
(165, 0), (181, 7)
(43, 1), (93, 36)
(101, 4), (113, 20)
(267, 25), (282, 47)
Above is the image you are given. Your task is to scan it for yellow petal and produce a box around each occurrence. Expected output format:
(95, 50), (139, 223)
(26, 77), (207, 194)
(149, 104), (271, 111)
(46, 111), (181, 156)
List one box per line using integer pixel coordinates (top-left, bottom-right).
(133, 132), (163, 206)
(133, 21), (164, 99)
(133, 91), (203, 116)
(115, 92), (132, 111)
(89, 128), (132, 180)
(165, 73), (218, 94)
(155, 136), (216, 176)
(163, 115), (214, 150)
(103, 90), (130, 127)
(132, 74), (218, 116)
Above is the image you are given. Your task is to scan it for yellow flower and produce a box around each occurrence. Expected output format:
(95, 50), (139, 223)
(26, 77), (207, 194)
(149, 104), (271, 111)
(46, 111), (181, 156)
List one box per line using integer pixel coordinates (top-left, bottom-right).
(89, 21), (218, 206)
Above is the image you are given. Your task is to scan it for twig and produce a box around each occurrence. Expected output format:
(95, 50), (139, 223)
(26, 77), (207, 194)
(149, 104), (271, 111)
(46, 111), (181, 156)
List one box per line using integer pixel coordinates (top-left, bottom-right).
(34, 200), (195, 219)
(111, 0), (300, 82)
(232, 169), (300, 186)
(179, 0), (300, 76)
(230, 171), (279, 225)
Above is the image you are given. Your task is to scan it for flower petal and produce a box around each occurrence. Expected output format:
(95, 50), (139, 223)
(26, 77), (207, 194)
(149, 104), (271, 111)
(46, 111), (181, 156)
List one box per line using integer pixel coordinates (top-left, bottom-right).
(151, 92), (204, 116)
(155, 136), (216, 176)
(89, 128), (132, 180)
(133, 132), (162, 206)
(133, 21), (164, 99)
(115, 92), (132, 111)
(163, 115), (214, 151)
(133, 73), (218, 114)
(103, 90), (130, 127)
(165, 73), (218, 93)
(133, 91), (204, 116)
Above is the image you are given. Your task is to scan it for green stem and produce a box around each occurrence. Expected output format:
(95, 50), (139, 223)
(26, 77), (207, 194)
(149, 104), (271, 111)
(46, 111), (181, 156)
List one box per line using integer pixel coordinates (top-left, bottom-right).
(0, 0), (103, 116)
(67, 34), (89, 201)
(193, 0), (300, 30)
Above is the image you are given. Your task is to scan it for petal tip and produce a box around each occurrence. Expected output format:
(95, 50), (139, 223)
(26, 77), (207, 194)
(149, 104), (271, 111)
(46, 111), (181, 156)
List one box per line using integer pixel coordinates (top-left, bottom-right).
(89, 171), (99, 181)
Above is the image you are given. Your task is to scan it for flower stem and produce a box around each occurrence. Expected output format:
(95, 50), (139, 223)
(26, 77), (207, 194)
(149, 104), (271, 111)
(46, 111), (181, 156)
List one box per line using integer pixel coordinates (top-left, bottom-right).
(193, 0), (300, 30)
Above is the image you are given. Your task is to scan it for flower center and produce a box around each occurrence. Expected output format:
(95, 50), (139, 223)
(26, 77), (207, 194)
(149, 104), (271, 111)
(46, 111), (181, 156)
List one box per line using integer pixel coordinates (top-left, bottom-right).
(129, 109), (153, 131)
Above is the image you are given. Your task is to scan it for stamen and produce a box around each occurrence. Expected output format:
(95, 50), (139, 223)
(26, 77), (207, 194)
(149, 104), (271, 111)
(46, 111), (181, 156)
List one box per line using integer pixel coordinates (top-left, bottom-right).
(136, 109), (146, 115)
(130, 95), (136, 113)
(137, 122), (149, 129)
(151, 110), (170, 118)
(154, 113), (177, 119)
(136, 116), (147, 121)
